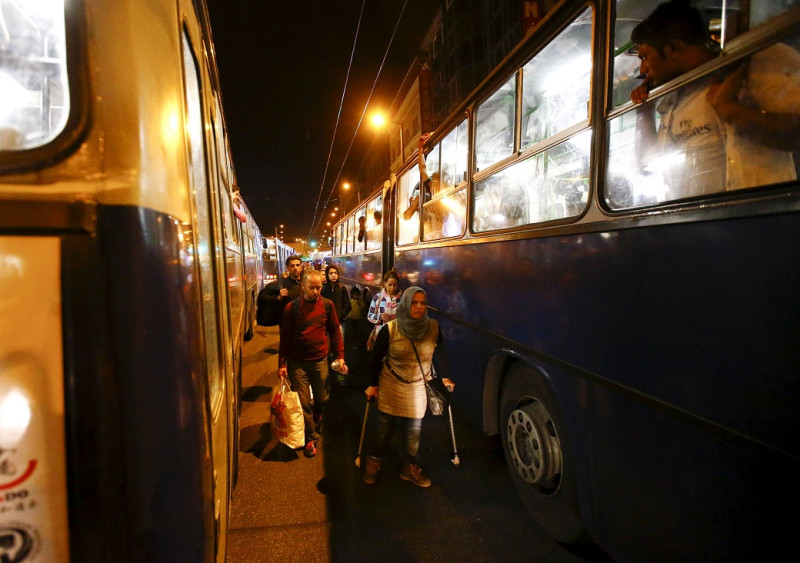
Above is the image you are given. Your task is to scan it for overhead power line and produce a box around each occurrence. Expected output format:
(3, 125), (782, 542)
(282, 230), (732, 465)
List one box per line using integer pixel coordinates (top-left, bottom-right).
(306, 0), (410, 241)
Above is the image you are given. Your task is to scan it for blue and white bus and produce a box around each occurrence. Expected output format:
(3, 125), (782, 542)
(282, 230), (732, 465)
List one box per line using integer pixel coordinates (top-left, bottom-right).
(332, 1), (800, 559)
(0, 0), (254, 559)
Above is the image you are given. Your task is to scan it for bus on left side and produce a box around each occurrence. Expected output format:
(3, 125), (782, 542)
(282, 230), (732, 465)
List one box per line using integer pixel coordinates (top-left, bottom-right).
(0, 0), (250, 560)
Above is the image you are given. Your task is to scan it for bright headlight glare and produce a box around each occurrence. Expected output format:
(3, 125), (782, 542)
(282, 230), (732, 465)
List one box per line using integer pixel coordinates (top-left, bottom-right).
(0, 389), (32, 448)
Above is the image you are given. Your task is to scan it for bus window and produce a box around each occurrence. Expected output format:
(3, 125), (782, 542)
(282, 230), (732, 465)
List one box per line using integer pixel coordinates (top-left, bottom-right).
(440, 118), (468, 190)
(611, 0), (800, 105)
(425, 143), (441, 191)
(0, 0), (69, 150)
(420, 120), (468, 241)
(475, 74), (516, 172)
(473, 130), (590, 232)
(182, 33), (223, 406)
(397, 167), (421, 245)
(366, 194), (383, 251)
(346, 214), (355, 253)
(606, 2), (800, 209)
(520, 8), (592, 151)
(423, 187), (467, 239)
(355, 204), (367, 251)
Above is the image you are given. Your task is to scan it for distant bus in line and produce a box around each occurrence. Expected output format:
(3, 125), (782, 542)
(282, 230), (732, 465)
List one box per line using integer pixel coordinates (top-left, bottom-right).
(262, 235), (297, 283)
(331, 1), (800, 560)
(235, 195), (264, 340)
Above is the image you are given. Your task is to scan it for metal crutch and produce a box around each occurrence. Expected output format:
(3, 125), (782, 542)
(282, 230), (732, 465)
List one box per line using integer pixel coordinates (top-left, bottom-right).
(354, 400), (371, 467)
(447, 403), (461, 467)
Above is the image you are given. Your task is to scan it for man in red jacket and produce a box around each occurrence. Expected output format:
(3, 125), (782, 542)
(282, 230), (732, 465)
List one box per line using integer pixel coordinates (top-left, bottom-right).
(278, 269), (347, 457)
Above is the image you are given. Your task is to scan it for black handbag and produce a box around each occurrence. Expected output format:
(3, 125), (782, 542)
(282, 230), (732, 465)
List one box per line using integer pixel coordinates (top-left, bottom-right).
(410, 341), (450, 416)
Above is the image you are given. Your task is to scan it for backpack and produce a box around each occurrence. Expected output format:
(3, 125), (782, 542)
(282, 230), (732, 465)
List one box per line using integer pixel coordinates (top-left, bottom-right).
(256, 281), (283, 326)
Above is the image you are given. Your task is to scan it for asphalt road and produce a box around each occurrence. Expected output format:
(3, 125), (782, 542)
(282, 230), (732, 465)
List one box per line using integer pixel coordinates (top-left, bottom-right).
(226, 324), (611, 563)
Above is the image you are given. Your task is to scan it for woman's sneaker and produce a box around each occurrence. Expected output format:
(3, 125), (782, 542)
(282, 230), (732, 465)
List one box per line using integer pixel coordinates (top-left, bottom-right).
(303, 440), (318, 458)
(400, 462), (431, 487)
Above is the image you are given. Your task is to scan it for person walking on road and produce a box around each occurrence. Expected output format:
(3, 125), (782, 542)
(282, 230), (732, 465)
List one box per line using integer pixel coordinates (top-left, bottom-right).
(278, 269), (348, 458)
(366, 270), (401, 350)
(362, 286), (454, 487)
(347, 285), (368, 350)
(321, 263), (351, 339)
(259, 254), (304, 326)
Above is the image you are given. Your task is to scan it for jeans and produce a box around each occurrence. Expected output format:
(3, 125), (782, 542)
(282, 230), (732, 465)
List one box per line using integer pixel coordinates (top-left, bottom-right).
(371, 411), (422, 463)
(287, 358), (329, 442)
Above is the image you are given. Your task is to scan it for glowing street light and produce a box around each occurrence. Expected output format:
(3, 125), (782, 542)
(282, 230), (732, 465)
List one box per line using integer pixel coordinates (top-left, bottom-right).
(342, 180), (366, 209)
(370, 112), (386, 128)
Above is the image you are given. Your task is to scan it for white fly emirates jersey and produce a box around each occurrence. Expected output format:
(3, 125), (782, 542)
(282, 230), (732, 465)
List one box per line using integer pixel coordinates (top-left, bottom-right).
(656, 80), (727, 198)
(655, 43), (800, 199)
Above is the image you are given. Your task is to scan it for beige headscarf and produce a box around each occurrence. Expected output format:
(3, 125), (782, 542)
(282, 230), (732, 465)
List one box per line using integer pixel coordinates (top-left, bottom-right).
(395, 286), (430, 341)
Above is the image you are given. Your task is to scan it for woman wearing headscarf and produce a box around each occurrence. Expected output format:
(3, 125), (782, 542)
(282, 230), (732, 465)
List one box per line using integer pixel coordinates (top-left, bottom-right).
(362, 287), (454, 487)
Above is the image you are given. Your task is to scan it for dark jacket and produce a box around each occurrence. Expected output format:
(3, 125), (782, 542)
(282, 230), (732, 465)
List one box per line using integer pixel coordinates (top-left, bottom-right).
(264, 275), (303, 320)
(321, 281), (351, 323)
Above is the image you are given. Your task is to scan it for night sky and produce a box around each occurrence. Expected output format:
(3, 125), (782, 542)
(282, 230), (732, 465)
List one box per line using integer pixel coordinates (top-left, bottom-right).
(205, 1), (439, 243)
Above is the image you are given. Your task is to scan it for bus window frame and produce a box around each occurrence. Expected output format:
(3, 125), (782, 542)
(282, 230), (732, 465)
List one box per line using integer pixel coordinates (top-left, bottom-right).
(365, 193), (383, 251)
(395, 165), (422, 246)
(602, 2), (800, 214)
(468, 6), (594, 235)
(0, 0), (90, 174)
(355, 203), (368, 252)
(421, 117), (469, 241)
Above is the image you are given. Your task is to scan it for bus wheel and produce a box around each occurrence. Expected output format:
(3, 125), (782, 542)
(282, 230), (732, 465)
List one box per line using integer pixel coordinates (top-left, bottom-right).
(500, 364), (588, 544)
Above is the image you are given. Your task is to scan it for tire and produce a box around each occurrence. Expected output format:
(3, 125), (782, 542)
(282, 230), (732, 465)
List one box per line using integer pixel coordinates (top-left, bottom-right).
(499, 363), (588, 544)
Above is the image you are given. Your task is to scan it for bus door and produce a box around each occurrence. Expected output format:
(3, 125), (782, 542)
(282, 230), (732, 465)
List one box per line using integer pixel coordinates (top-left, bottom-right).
(382, 181), (396, 272)
(182, 30), (231, 561)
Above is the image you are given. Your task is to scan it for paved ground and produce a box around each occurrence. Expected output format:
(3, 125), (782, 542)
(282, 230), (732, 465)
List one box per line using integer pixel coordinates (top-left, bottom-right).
(226, 324), (610, 563)
(227, 324), (330, 562)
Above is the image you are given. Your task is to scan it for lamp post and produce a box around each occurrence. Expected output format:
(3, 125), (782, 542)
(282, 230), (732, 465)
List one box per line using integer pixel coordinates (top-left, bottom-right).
(371, 109), (407, 164)
(342, 181), (367, 212)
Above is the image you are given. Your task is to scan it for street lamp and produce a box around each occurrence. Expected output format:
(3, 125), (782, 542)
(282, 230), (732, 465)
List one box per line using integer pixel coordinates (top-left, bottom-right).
(342, 180), (367, 211)
(370, 112), (386, 128)
(371, 108), (409, 164)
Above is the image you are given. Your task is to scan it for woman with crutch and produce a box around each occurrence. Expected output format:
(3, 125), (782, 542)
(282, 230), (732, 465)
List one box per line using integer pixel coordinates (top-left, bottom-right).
(360, 286), (455, 487)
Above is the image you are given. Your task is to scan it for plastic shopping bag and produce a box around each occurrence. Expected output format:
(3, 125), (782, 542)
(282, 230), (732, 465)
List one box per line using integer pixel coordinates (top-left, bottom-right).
(270, 378), (305, 449)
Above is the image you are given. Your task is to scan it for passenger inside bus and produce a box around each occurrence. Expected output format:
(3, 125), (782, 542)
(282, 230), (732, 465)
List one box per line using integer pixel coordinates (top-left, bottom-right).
(403, 134), (440, 220)
(474, 176), (527, 231)
(357, 215), (367, 242)
(630, 0), (800, 200)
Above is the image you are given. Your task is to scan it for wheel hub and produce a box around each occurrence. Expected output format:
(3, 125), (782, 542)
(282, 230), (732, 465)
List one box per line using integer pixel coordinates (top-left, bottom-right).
(506, 399), (562, 492)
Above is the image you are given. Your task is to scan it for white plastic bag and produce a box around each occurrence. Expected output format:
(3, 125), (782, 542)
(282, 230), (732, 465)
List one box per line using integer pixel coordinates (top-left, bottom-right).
(270, 378), (305, 449)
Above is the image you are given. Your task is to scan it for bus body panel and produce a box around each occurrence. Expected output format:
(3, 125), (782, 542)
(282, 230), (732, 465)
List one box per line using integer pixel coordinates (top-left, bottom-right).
(91, 204), (211, 560)
(0, 0), (245, 559)
(391, 207), (799, 556)
(0, 236), (70, 561)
